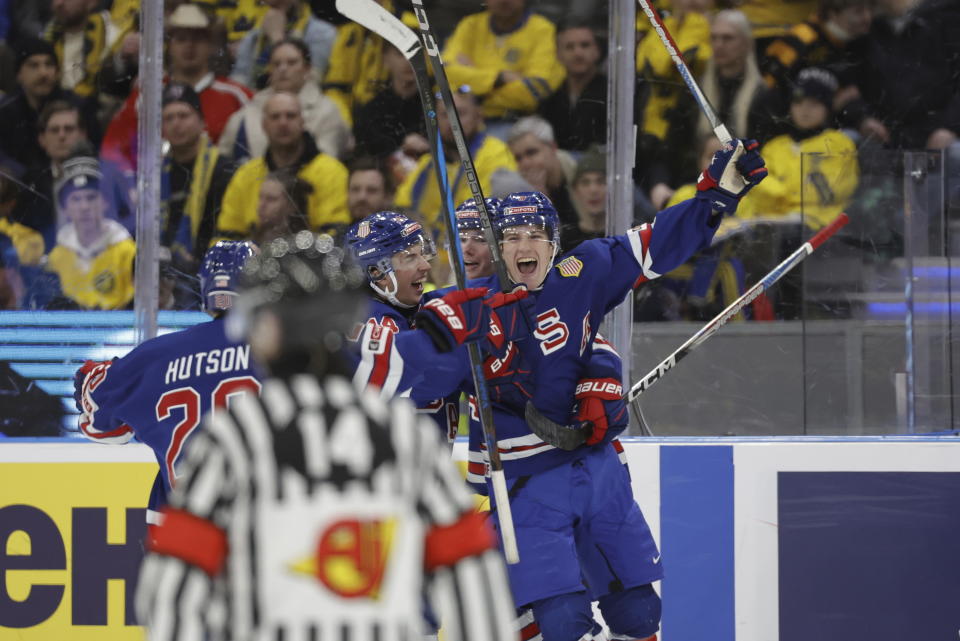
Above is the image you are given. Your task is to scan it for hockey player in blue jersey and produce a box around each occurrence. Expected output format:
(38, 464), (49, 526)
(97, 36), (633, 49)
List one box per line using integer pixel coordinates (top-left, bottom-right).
(74, 240), (261, 523)
(397, 139), (767, 640)
(344, 209), (530, 442)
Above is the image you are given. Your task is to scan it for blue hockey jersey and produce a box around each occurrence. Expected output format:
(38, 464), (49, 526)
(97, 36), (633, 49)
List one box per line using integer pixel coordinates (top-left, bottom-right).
(78, 317), (260, 514)
(420, 197), (719, 481)
(348, 296), (465, 442)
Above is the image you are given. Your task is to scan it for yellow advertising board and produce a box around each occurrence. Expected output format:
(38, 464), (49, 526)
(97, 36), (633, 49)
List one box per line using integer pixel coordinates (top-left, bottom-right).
(0, 443), (156, 640)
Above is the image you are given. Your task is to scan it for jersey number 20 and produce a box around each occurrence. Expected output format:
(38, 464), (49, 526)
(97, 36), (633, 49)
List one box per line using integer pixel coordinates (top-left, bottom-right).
(156, 376), (261, 484)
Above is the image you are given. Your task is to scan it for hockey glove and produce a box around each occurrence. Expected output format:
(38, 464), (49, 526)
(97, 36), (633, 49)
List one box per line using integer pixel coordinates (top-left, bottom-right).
(574, 377), (627, 446)
(416, 287), (492, 352)
(73, 359), (114, 412)
(485, 286), (534, 357)
(695, 138), (768, 215)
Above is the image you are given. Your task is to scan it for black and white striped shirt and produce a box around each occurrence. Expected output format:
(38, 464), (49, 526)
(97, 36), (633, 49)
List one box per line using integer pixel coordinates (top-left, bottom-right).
(136, 374), (516, 641)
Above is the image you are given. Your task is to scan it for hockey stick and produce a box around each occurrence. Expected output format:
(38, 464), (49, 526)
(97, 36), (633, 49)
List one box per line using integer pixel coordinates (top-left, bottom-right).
(334, 0), (520, 565)
(636, 0), (732, 145)
(408, 0), (512, 293)
(526, 213), (850, 449)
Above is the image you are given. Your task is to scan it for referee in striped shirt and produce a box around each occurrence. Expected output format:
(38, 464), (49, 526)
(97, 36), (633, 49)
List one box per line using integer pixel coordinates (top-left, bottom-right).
(135, 232), (517, 641)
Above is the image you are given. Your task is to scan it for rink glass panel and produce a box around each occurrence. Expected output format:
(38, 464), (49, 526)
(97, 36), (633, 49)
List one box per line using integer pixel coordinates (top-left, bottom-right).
(2, 151), (956, 436)
(628, 148), (959, 435)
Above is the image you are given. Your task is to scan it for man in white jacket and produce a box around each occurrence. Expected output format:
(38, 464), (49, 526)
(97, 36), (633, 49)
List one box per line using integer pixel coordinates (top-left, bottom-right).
(220, 37), (349, 163)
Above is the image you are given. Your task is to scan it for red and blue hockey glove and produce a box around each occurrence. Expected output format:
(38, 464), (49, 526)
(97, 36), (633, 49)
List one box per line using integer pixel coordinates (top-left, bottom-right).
(416, 287), (492, 352)
(696, 138), (768, 215)
(73, 359), (114, 412)
(485, 286), (534, 357)
(574, 377), (626, 446)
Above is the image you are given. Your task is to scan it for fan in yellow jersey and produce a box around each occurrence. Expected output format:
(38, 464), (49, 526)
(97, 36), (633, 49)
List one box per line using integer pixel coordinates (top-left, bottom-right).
(46, 156), (135, 310)
(749, 68), (859, 230)
(215, 92), (349, 242)
(217, 0), (268, 45)
(44, 0), (126, 99)
(322, 0), (414, 126)
(394, 89), (517, 232)
(442, 0), (565, 121)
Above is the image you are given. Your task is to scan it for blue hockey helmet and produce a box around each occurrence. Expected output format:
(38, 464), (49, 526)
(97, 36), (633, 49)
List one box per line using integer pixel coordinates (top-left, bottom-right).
(496, 191), (561, 246)
(455, 197), (501, 232)
(344, 211), (436, 307)
(199, 240), (258, 314)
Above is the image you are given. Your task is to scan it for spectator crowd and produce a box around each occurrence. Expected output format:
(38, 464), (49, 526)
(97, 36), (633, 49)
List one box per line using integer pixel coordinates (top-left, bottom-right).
(0, 0), (955, 319)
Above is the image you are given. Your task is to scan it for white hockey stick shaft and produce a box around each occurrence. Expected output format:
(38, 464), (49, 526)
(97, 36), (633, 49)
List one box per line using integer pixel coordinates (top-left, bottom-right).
(626, 213), (849, 405)
(334, 0), (519, 565)
(636, 0), (732, 145)
(408, 0), (512, 293)
(407, 0), (519, 565)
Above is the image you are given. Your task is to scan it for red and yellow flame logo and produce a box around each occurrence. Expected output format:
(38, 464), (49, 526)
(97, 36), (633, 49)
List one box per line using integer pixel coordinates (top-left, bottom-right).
(290, 518), (395, 599)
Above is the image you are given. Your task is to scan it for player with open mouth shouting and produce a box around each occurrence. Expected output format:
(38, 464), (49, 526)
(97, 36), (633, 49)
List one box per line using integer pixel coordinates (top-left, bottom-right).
(402, 138), (766, 640)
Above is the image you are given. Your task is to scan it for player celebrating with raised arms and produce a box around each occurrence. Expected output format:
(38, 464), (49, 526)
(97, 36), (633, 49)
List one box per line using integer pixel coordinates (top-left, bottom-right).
(136, 232), (518, 641)
(74, 241), (261, 523)
(405, 139), (767, 640)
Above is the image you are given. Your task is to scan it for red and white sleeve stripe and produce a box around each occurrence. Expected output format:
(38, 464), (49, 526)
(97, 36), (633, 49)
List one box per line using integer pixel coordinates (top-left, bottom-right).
(627, 223), (660, 284)
(78, 362), (134, 444)
(352, 323), (405, 398)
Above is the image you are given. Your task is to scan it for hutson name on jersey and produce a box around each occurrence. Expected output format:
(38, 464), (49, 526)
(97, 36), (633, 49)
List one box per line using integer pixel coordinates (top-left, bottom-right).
(165, 346), (252, 384)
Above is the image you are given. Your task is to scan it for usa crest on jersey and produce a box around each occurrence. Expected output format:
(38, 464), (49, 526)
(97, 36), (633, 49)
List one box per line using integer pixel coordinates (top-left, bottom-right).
(556, 256), (584, 278)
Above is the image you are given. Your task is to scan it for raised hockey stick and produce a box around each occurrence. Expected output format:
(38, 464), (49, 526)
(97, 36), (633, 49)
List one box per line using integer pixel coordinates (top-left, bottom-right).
(526, 213), (850, 449)
(334, 0), (520, 565)
(408, 0), (512, 292)
(636, 0), (732, 145)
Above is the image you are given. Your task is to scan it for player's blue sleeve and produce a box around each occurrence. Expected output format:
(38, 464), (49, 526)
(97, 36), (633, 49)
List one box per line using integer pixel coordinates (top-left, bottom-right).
(530, 196), (718, 423)
(78, 356), (137, 444)
(590, 196), (720, 311)
(352, 320), (470, 401)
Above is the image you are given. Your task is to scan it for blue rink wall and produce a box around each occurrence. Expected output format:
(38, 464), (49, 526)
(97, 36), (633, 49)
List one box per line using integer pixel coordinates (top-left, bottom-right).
(2, 437), (959, 640)
(621, 438), (960, 641)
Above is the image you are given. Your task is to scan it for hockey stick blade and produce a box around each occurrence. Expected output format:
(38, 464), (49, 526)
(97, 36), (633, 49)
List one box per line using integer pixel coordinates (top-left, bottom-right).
(334, 0), (421, 60)
(525, 402), (592, 451)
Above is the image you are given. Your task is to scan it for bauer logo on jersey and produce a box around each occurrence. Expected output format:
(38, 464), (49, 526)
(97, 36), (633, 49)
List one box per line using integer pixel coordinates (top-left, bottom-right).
(556, 256), (584, 278)
(289, 517), (396, 599)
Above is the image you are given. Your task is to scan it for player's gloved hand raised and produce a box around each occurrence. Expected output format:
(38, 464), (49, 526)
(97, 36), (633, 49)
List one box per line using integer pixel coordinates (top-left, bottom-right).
(416, 287), (492, 352)
(485, 286), (534, 356)
(695, 138), (768, 215)
(574, 377), (626, 446)
(73, 359), (115, 412)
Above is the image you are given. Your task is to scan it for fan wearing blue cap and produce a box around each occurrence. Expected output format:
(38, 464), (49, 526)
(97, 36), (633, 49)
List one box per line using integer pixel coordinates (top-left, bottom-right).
(46, 156), (136, 309)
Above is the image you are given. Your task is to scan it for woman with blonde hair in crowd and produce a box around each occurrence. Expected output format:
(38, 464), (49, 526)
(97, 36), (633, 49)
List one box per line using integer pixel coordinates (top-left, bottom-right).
(698, 9), (769, 142)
